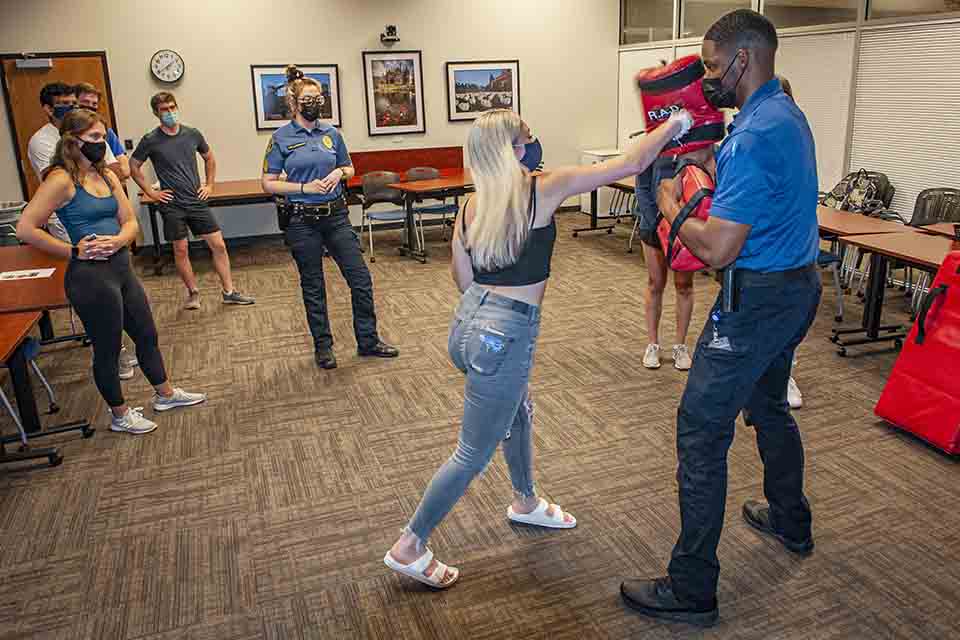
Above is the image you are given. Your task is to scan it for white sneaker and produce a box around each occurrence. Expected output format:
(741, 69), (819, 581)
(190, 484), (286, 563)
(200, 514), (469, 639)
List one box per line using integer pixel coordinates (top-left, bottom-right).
(153, 387), (207, 412)
(787, 377), (803, 409)
(672, 344), (692, 371)
(642, 343), (662, 369)
(118, 347), (137, 380)
(110, 407), (157, 434)
(184, 290), (201, 310)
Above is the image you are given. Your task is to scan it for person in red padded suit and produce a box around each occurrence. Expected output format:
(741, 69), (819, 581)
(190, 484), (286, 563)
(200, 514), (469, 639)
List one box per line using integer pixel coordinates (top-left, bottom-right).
(633, 56), (725, 372)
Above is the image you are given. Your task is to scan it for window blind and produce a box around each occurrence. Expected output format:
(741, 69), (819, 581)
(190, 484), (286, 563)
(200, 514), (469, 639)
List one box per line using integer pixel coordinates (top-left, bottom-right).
(849, 21), (960, 218)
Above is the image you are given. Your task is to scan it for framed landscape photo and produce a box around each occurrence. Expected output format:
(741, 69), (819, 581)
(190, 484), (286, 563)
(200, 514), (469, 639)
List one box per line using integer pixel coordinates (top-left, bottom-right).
(362, 50), (426, 136)
(446, 60), (520, 122)
(250, 64), (341, 130)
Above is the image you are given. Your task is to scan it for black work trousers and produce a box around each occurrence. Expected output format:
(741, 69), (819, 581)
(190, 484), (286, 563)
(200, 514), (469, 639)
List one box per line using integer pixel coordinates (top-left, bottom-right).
(65, 248), (167, 407)
(667, 265), (822, 606)
(284, 212), (379, 352)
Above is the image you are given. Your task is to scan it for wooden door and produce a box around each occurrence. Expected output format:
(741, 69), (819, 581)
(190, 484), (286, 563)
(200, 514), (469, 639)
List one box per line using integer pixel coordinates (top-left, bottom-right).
(1, 52), (117, 199)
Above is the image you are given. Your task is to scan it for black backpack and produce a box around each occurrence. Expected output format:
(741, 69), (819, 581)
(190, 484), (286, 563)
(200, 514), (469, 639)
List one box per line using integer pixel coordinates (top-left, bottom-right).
(820, 169), (893, 215)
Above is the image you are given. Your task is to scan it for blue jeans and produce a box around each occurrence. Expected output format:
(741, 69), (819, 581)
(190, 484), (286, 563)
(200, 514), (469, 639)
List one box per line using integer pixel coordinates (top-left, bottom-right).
(667, 265), (822, 605)
(406, 284), (540, 542)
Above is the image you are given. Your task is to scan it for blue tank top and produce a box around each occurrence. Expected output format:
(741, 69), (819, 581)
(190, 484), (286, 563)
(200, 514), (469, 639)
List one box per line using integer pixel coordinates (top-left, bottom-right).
(464, 177), (556, 286)
(55, 183), (121, 245)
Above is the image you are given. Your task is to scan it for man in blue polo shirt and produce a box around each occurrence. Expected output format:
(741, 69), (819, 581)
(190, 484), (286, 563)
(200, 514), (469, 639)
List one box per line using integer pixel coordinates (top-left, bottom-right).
(620, 9), (821, 627)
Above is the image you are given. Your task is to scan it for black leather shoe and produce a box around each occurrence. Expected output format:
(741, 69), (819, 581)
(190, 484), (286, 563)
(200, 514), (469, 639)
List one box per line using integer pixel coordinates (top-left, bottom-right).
(315, 347), (337, 369)
(742, 500), (814, 556)
(620, 577), (719, 628)
(358, 340), (399, 358)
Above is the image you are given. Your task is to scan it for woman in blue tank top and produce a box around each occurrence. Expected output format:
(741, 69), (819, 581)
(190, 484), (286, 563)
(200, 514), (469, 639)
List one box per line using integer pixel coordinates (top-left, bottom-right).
(17, 109), (206, 435)
(384, 108), (694, 588)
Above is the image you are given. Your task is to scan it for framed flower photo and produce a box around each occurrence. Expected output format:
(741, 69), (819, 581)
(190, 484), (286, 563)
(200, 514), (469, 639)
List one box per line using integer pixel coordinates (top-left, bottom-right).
(361, 50), (426, 136)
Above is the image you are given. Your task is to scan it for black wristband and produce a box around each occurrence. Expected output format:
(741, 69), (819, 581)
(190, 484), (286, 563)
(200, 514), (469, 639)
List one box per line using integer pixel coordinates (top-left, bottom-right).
(300, 182), (305, 194)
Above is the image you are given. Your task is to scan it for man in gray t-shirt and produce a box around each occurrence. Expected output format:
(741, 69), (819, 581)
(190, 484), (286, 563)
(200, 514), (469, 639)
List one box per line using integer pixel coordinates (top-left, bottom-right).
(130, 91), (254, 309)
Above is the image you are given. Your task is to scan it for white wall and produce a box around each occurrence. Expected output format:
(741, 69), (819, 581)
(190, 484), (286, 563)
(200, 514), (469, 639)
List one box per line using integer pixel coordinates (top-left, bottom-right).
(777, 31), (855, 191)
(0, 0), (620, 242)
(617, 47), (673, 152)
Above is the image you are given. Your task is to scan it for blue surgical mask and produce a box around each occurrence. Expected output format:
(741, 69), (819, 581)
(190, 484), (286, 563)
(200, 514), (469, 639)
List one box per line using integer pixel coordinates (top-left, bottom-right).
(160, 110), (179, 127)
(520, 138), (543, 172)
(52, 104), (76, 120)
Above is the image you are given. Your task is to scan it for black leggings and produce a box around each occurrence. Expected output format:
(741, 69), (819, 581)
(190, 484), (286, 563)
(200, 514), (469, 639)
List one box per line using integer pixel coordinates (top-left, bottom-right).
(65, 248), (167, 407)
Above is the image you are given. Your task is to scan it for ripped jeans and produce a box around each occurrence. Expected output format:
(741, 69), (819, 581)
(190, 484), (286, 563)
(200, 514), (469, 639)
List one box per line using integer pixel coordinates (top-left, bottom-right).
(406, 284), (540, 543)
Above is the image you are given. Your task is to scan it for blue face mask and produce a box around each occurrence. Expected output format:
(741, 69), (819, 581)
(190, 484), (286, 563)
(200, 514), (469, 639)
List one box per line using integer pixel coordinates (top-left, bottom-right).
(520, 138), (543, 172)
(160, 110), (179, 127)
(52, 104), (76, 120)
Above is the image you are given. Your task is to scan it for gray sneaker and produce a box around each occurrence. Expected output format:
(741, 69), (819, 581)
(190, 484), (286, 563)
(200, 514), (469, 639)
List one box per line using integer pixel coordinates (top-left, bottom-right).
(110, 407), (157, 435)
(119, 347), (139, 369)
(153, 387), (207, 412)
(184, 290), (201, 310)
(118, 347), (138, 380)
(222, 290), (255, 305)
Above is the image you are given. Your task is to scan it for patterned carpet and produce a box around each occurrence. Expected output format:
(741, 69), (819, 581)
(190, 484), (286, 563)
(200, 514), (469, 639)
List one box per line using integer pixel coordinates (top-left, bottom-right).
(0, 213), (957, 640)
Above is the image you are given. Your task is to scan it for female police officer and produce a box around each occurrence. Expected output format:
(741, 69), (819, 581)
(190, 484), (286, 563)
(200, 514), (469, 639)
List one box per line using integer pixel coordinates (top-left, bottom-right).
(261, 65), (397, 369)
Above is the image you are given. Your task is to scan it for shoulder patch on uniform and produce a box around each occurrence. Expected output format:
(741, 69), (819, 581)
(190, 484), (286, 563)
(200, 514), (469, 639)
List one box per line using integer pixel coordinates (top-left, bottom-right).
(322, 135), (334, 150)
(263, 138), (274, 173)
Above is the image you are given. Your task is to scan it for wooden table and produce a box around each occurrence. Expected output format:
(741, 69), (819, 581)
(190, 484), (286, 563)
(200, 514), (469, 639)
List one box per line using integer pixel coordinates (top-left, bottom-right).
(0, 245), (79, 344)
(0, 311), (92, 463)
(917, 222), (960, 239)
(830, 232), (959, 355)
(140, 179), (274, 275)
(816, 206), (913, 236)
(387, 169), (473, 263)
(0, 245), (69, 314)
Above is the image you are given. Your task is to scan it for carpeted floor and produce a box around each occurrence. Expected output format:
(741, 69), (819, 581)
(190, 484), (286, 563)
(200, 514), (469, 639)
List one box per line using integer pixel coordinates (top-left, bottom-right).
(0, 213), (957, 640)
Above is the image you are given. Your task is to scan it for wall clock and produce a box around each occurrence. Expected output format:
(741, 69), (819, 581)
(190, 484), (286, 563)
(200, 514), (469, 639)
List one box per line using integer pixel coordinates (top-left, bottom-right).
(150, 49), (184, 83)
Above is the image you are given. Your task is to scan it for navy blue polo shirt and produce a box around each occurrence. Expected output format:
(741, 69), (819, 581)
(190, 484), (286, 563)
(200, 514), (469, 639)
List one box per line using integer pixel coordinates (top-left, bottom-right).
(710, 78), (819, 272)
(263, 120), (351, 203)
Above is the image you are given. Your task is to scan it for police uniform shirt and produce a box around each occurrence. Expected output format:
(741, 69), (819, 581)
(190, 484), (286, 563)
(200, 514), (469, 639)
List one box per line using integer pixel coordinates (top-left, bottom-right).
(709, 78), (819, 272)
(263, 121), (351, 204)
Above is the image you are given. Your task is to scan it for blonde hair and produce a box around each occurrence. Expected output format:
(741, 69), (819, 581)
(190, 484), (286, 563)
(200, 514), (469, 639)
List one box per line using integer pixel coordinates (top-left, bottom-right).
(464, 109), (531, 272)
(284, 65), (324, 116)
(43, 108), (107, 185)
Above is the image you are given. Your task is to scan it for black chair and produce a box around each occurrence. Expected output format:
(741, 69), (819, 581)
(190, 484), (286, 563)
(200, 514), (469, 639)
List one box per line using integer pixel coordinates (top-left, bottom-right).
(905, 188), (960, 226)
(360, 171), (407, 263)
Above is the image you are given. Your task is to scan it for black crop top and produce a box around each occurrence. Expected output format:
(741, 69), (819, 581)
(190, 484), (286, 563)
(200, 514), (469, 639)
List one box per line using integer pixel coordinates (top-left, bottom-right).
(462, 177), (557, 287)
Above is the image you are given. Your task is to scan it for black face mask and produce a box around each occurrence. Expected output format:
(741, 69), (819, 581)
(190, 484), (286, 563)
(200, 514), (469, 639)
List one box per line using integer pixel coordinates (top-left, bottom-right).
(702, 50), (747, 110)
(79, 140), (107, 164)
(520, 138), (543, 172)
(300, 104), (322, 122)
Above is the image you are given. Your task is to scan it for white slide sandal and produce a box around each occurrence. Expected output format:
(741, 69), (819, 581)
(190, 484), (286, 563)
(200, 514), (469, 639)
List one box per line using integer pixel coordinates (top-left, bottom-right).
(384, 548), (460, 589)
(507, 498), (577, 529)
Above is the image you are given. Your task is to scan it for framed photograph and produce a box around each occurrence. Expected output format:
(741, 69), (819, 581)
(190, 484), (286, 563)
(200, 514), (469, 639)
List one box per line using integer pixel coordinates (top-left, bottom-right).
(362, 50), (426, 136)
(250, 64), (341, 130)
(445, 60), (520, 122)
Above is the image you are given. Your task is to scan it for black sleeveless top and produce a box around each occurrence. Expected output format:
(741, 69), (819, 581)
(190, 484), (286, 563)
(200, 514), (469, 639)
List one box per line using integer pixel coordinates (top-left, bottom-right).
(463, 177), (557, 287)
